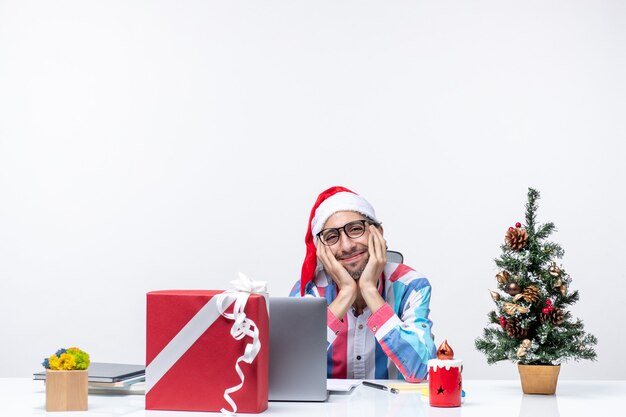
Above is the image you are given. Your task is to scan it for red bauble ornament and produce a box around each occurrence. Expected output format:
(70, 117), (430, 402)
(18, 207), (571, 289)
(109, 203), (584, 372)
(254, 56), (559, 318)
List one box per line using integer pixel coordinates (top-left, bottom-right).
(545, 299), (553, 306)
(515, 222), (521, 228)
(542, 307), (550, 314)
(508, 226), (514, 231)
(499, 316), (507, 328)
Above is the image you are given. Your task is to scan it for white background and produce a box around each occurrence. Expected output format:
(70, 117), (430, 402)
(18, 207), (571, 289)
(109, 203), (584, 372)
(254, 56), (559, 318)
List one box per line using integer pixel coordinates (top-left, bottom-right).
(1, 1), (624, 380)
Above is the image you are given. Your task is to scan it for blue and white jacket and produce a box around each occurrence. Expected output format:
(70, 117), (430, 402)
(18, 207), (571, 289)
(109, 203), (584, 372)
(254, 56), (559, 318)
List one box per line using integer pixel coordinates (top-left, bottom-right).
(290, 262), (437, 381)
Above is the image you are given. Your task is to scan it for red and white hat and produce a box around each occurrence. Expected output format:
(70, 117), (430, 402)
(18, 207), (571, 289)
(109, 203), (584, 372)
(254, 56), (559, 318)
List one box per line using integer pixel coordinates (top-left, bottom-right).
(299, 186), (379, 295)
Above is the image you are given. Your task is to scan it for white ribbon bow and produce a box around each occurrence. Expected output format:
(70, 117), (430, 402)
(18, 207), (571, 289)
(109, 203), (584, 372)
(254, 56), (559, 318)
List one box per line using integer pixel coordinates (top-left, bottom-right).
(215, 273), (268, 415)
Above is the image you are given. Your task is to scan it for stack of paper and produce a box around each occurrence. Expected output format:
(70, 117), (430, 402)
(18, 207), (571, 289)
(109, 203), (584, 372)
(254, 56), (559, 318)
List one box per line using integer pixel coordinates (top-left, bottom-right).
(327, 379), (361, 394)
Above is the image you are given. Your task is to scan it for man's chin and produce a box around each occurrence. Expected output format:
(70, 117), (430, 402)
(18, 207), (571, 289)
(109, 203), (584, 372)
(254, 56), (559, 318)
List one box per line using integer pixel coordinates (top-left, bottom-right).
(340, 254), (369, 280)
(347, 266), (366, 280)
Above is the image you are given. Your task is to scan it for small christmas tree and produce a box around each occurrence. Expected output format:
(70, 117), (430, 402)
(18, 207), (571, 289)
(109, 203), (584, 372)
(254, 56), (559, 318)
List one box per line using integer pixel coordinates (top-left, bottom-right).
(475, 188), (597, 365)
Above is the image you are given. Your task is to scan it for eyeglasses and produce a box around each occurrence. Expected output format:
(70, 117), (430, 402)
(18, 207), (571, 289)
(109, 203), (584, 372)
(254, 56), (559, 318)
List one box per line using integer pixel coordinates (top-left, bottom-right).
(317, 220), (369, 246)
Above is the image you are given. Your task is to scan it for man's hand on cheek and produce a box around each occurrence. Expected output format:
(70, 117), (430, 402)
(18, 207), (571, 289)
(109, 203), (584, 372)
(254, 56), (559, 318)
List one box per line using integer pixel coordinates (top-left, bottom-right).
(359, 226), (387, 291)
(356, 225), (387, 314)
(319, 242), (358, 319)
(317, 242), (357, 293)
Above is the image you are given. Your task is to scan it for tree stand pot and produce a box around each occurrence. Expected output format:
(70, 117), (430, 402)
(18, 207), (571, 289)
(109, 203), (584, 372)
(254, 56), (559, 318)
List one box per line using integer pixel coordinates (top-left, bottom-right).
(517, 364), (561, 395)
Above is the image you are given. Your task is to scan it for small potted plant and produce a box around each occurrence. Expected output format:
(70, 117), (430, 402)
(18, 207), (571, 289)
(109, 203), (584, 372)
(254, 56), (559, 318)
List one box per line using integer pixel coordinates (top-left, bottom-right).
(42, 347), (90, 411)
(475, 188), (597, 394)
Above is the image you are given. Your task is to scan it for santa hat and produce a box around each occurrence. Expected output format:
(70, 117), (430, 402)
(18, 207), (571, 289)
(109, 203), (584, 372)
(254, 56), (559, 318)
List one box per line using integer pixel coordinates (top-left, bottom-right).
(299, 186), (379, 295)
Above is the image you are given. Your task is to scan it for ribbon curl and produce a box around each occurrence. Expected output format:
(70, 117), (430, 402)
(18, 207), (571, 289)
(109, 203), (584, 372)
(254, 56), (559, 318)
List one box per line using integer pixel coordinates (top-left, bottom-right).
(216, 273), (268, 415)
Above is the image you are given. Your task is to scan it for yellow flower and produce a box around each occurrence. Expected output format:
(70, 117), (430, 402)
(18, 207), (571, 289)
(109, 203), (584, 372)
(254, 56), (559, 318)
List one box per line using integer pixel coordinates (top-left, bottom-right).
(48, 355), (61, 370)
(57, 353), (77, 370)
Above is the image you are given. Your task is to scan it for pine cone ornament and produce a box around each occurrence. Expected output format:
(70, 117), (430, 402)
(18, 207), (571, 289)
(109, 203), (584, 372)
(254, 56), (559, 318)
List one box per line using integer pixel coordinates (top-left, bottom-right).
(505, 319), (528, 339)
(541, 308), (565, 325)
(521, 285), (540, 304)
(505, 227), (528, 250)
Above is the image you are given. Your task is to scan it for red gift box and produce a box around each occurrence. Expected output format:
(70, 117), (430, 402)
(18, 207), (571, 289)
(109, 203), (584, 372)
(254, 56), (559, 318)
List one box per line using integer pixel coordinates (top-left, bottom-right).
(146, 290), (269, 413)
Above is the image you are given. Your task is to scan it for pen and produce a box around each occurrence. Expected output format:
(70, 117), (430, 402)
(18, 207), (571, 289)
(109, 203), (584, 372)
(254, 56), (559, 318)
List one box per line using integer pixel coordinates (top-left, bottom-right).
(362, 381), (399, 394)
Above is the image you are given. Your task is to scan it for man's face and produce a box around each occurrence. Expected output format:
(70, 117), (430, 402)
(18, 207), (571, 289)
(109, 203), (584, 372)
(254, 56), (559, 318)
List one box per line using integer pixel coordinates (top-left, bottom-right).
(321, 211), (373, 279)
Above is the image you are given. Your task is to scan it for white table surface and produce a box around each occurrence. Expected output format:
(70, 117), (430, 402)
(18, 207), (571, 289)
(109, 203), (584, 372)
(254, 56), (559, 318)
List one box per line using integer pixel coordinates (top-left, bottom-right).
(3, 378), (624, 416)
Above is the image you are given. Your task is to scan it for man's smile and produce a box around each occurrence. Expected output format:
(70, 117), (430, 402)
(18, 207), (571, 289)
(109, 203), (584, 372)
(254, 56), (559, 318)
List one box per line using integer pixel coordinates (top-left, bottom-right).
(338, 250), (367, 264)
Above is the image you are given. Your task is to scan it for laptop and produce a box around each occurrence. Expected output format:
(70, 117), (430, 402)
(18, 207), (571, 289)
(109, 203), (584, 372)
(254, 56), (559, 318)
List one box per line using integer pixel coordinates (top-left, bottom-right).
(268, 297), (328, 402)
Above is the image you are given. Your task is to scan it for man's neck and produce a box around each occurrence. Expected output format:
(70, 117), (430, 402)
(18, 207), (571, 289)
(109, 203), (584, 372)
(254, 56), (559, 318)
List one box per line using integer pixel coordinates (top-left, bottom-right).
(351, 277), (382, 316)
(352, 293), (367, 316)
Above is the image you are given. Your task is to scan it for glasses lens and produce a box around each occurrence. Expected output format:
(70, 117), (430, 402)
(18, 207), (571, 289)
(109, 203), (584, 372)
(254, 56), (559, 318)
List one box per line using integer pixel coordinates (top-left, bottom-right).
(345, 221), (366, 238)
(321, 230), (340, 245)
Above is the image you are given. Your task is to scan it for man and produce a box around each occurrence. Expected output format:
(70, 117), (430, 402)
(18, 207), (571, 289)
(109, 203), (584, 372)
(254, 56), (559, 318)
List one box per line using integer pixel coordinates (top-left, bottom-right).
(290, 186), (437, 381)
